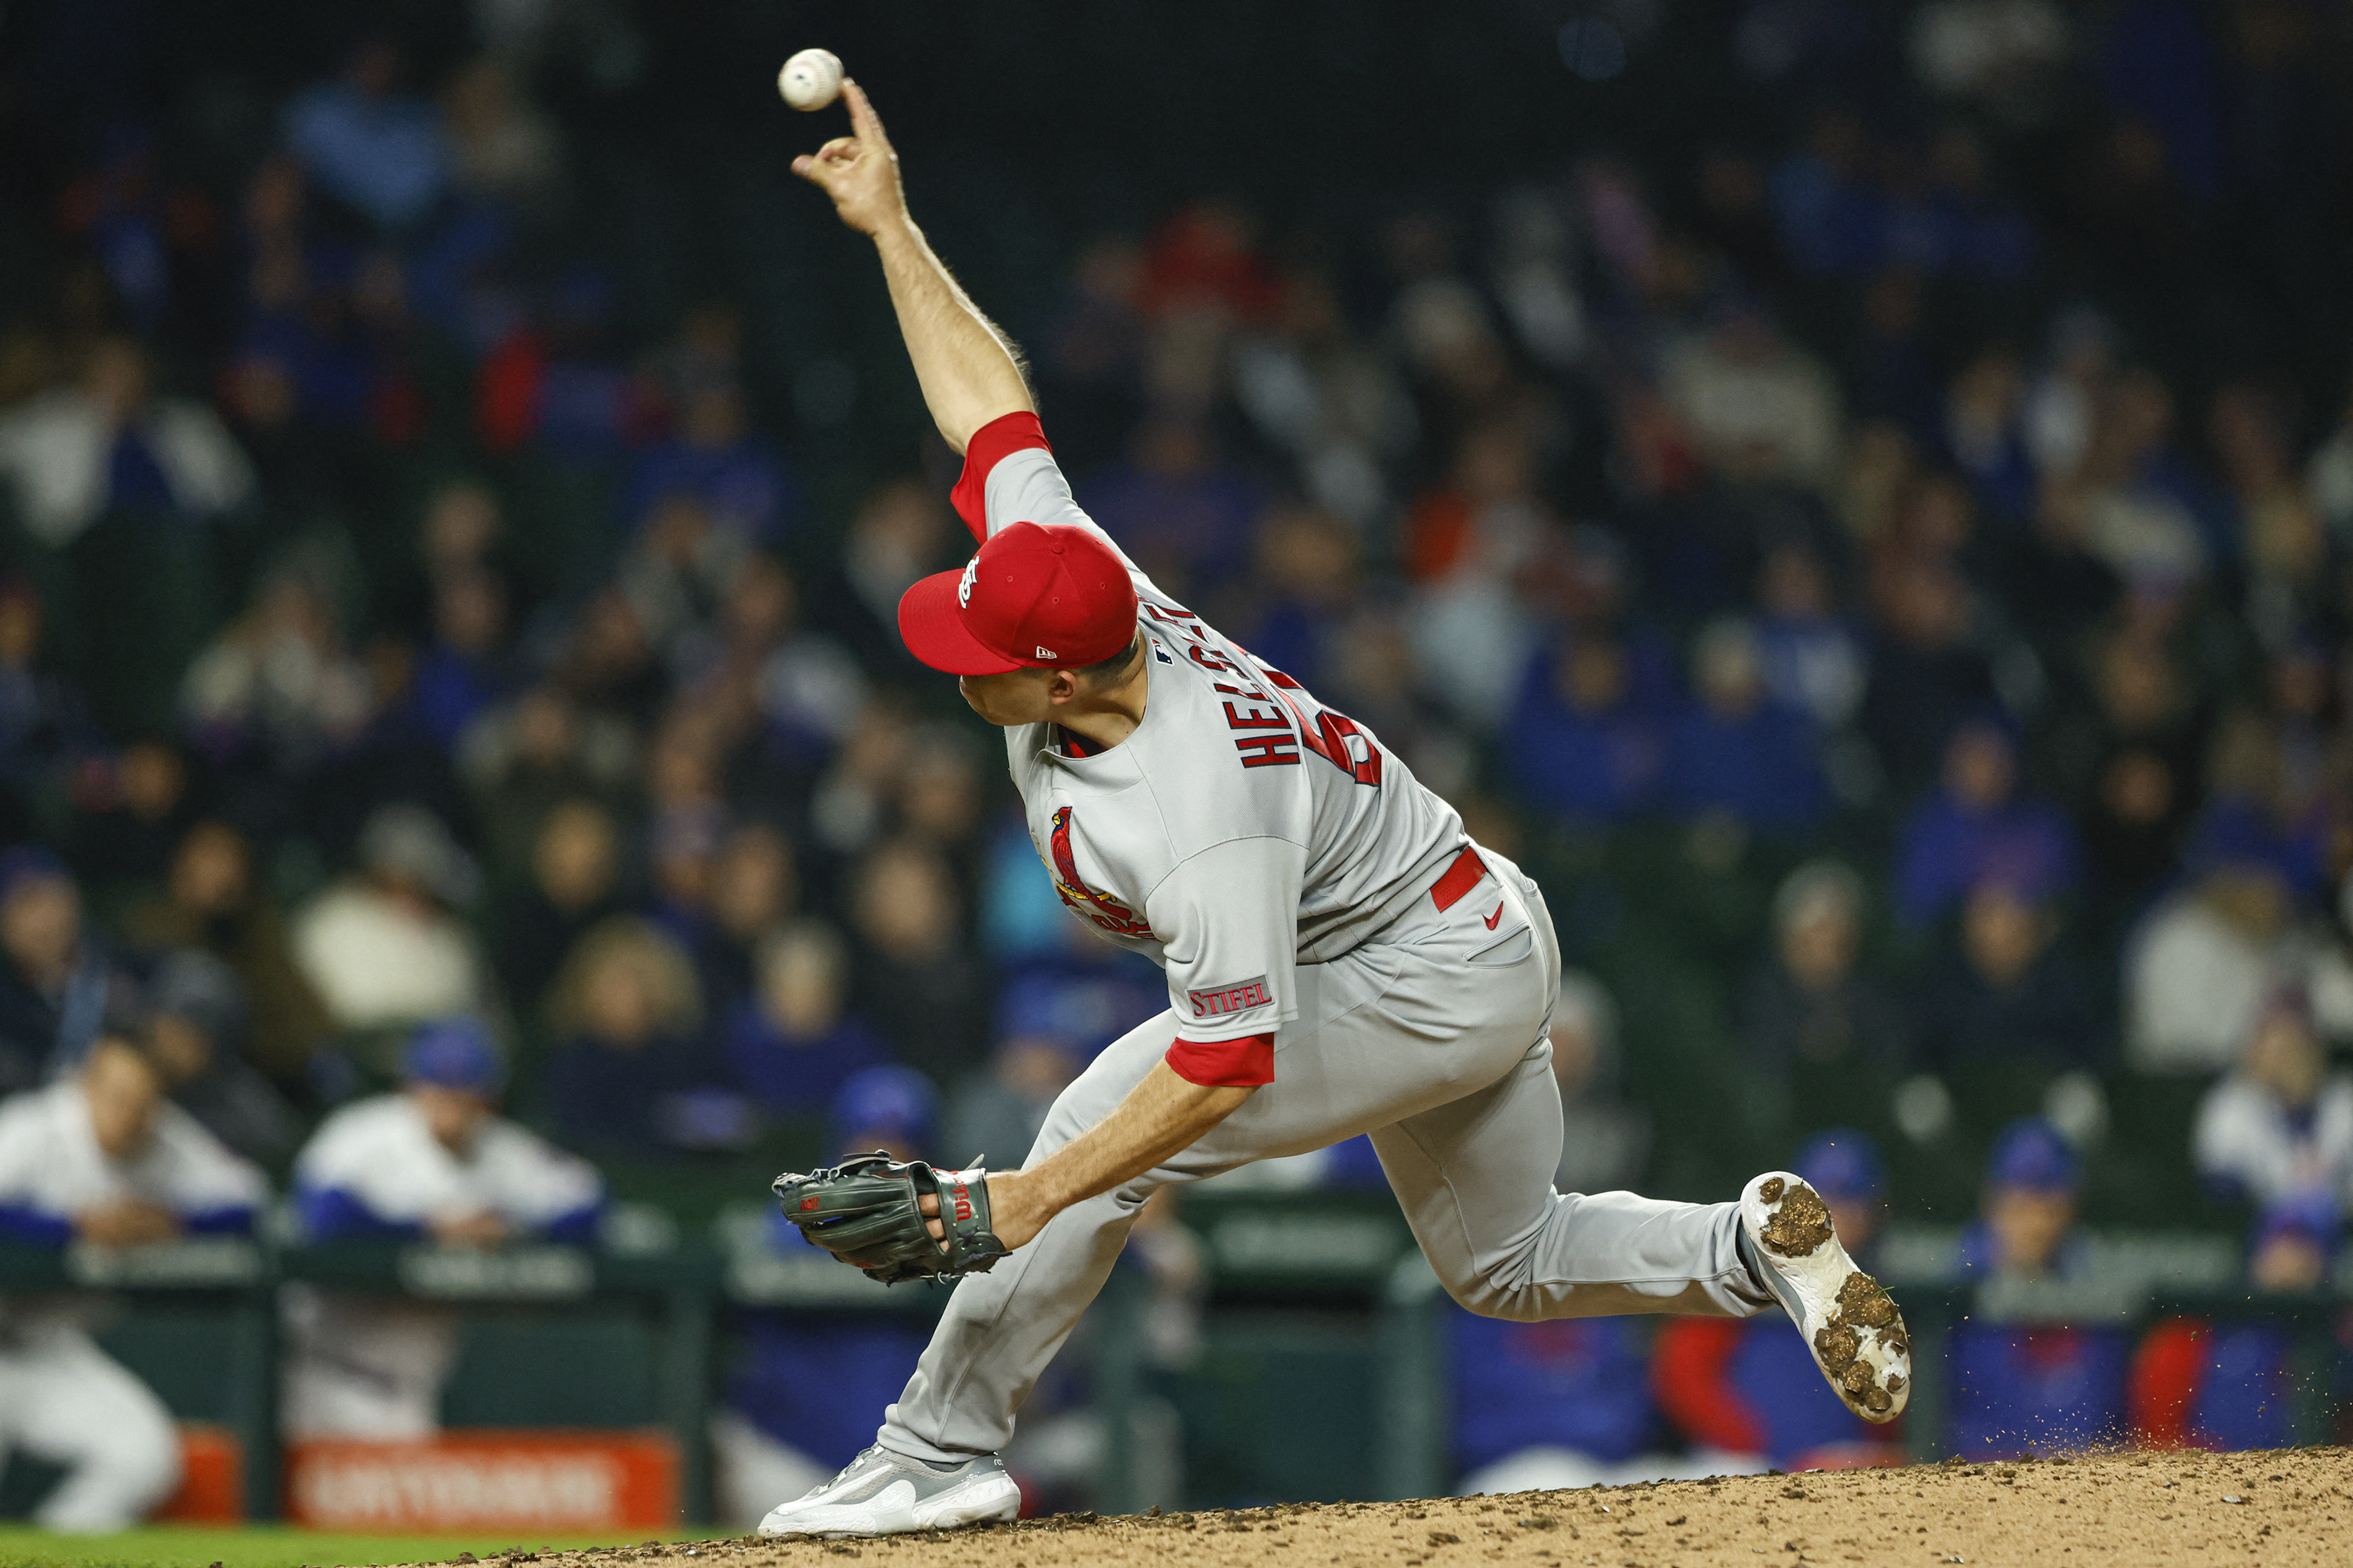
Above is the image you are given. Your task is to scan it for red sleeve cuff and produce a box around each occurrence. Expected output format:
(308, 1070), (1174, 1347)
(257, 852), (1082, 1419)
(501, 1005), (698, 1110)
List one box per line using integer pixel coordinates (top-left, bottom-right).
(949, 411), (1052, 542)
(1164, 1032), (1275, 1088)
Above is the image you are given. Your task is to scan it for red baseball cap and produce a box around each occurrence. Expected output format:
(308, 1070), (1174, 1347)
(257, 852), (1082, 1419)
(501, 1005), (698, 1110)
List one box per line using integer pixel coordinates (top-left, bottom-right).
(898, 522), (1139, 676)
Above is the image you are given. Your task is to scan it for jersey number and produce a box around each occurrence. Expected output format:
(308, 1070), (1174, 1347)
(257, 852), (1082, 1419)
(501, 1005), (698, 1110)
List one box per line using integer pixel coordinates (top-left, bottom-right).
(1258, 664), (1384, 786)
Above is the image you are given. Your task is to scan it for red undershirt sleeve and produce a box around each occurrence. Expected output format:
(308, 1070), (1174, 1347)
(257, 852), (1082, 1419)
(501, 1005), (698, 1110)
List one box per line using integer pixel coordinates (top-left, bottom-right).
(1164, 1032), (1275, 1089)
(949, 411), (1052, 541)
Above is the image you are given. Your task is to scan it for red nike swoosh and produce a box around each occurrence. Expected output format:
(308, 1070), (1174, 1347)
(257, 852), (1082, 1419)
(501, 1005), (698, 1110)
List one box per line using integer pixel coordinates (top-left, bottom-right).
(1483, 901), (1504, 930)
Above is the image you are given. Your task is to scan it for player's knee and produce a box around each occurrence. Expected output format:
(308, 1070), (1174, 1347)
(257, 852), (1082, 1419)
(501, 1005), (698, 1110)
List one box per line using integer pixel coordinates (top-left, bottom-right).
(1440, 1260), (1551, 1323)
(112, 1403), (185, 1510)
(36, 1413), (182, 1532)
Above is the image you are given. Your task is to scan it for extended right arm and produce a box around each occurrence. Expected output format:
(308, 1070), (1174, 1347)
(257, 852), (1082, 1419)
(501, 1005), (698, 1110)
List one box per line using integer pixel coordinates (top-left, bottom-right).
(792, 82), (1033, 453)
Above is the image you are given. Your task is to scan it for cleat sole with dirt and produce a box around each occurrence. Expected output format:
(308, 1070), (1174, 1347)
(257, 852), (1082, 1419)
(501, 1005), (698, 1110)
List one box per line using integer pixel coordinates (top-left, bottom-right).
(1739, 1170), (1912, 1423)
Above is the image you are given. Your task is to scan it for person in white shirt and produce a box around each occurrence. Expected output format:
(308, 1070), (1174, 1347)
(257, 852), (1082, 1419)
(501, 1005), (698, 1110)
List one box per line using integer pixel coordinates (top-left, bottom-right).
(0, 1033), (266, 1530)
(291, 805), (489, 1043)
(2194, 987), (2353, 1212)
(279, 1016), (603, 1437)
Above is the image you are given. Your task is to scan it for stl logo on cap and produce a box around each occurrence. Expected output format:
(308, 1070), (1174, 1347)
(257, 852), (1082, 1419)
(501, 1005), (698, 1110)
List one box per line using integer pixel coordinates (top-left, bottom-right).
(897, 521), (1139, 677)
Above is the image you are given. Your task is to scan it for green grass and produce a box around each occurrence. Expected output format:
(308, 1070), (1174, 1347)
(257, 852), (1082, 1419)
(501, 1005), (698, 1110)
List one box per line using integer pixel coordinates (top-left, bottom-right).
(0, 1526), (694, 1568)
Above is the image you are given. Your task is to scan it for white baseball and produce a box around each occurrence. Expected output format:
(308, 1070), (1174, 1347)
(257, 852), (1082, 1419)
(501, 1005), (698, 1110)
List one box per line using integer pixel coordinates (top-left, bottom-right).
(777, 48), (844, 112)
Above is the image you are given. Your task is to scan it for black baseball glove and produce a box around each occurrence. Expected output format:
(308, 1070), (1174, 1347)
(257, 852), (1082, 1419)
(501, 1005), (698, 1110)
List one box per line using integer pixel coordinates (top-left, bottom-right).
(772, 1152), (1012, 1285)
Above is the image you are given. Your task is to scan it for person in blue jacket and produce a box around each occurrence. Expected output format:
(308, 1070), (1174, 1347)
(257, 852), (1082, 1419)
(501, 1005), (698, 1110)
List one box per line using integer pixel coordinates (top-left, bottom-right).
(1948, 1118), (2130, 1458)
(1652, 1130), (1908, 1472)
(2129, 1190), (2338, 1452)
(712, 1067), (943, 1528)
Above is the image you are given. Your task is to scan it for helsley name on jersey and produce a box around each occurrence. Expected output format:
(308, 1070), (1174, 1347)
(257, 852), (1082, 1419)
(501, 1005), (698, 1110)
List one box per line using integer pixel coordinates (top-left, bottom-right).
(971, 433), (1467, 1033)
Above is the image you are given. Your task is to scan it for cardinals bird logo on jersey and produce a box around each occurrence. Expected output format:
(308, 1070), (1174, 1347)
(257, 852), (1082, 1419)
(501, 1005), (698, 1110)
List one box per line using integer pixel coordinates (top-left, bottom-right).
(1047, 806), (1154, 937)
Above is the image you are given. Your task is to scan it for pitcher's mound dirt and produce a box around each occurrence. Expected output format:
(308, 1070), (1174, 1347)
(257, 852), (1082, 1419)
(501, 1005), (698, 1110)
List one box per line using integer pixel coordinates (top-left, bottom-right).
(408, 1445), (2352, 1568)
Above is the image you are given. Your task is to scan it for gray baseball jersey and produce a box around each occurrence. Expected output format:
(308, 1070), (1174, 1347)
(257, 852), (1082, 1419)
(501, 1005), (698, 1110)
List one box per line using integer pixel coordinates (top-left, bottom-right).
(968, 440), (1469, 1057)
(871, 421), (1769, 1471)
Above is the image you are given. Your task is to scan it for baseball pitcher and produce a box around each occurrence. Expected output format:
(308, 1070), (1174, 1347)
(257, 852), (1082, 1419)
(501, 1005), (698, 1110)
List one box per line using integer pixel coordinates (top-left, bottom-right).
(760, 82), (1912, 1537)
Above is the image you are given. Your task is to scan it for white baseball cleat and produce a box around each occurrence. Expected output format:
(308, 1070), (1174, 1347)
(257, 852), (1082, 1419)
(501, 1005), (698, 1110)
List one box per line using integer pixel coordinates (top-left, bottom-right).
(1739, 1170), (1911, 1423)
(756, 1443), (1022, 1538)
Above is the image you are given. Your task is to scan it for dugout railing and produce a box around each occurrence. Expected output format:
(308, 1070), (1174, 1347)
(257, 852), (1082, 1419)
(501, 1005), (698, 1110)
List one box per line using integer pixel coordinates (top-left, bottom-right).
(3, 1212), (2339, 1526)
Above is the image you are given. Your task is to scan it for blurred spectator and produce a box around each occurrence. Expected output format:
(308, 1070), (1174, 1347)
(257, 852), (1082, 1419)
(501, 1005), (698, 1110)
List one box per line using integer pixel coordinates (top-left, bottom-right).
(2194, 988), (2353, 1211)
(1893, 718), (2081, 927)
(1742, 861), (1909, 1120)
(2049, 629), (2202, 929)
(1548, 974), (1651, 1196)
(283, 1019), (603, 1438)
(828, 1064), (938, 1162)
(805, 478), (955, 673)
(0, 578), (86, 808)
(1404, 425), (1552, 730)
(1944, 347), (2036, 522)
(491, 799), (625, 1029)
(1232, 270), (1416, 526)
(894, 728), (985, 865)
(1752, 541), (1867, 733)
(712, 1065), (938, 1527)
(1856, 560), (2002, 796)
(1661, 304), (1842, 490)
(1949, 1119), (2130, 1459)
(64, 739), (197, 896)
(282, 37), (451, 231)
(715, 554), (869, 772)
(292, 805), (487, 1043)
(1451, 1316), (1694, 1494)
(2185, 706), (2334, 906)
(1224, 505), (1362, 696)
(1653, 1131), (1904, 1472)
(411, 569), (518, 749)
(2129, 1193), (2337, 1454)
(120, 819), (335, 1088)
(543, 915), (731, 1157)
(0, 847), (114, 1089)
(0, 1033), (265, 1529)
(701, 821), (800, 1010)
(848, 839), (988, 1085)
(724, 922), (888, 1120)
(2307, 390), (2353, 546)
(619, 493), (746, 668)
(180, 558), (374, 770)
(143, 948), (302, 1166)
(1083, 418), (1262, 606)
(626, 382), (796, 545)
(441, 57), (563, 212)
(2209, 387), (2326, 643)
(1504, 633), (1663, 823)
(945, 975), (1137, 1174)
(1915, 879), (2098, 1071)
(1664, 618), (1827, 829)
(2246, 1192), (2340, 1295)
(458, 685), (639, 878)
(2125, 857), (2353, 1073)
(554, 586), (668, 729)
(0, 336), (254, 549)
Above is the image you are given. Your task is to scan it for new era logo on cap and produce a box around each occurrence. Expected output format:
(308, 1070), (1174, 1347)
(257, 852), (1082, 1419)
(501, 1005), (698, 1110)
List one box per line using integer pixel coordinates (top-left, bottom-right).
(898, 521), (1138, 677)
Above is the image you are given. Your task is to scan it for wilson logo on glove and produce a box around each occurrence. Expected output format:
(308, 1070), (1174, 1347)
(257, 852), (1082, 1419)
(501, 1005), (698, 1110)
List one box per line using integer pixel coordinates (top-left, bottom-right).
(771, 1152), (1012, 1286)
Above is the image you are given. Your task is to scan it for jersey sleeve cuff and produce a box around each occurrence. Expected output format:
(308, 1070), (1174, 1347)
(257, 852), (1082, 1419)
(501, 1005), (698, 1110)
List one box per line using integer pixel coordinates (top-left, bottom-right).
(1164, 1032), (1275, 1088)
(950, 411), (1051, 541)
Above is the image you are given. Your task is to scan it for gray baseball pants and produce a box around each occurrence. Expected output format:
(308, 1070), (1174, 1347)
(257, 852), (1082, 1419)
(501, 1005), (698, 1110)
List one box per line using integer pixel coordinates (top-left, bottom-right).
(879, 846), (1772, 1463)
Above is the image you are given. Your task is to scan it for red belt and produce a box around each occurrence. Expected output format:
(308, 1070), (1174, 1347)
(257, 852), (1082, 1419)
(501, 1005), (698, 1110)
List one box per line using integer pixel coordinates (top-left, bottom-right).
(1429, 845), (1488, 912)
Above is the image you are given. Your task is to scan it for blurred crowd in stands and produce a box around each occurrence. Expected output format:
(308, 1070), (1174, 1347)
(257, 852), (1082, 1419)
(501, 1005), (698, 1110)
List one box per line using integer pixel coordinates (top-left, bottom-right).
(1, 0), (2352, 1524)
